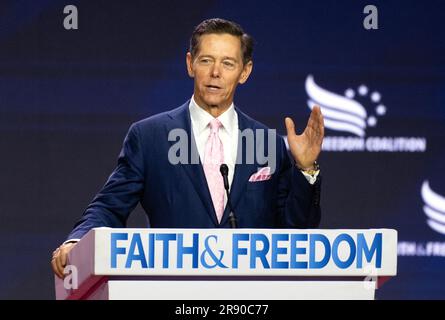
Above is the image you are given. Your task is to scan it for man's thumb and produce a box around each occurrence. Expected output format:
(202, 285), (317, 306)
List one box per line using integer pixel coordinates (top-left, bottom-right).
(285, 117), (295, 136)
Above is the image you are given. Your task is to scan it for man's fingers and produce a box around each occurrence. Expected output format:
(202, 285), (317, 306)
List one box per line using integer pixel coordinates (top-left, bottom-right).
(60, 248), (68, 268)
(55, 253), (65, 278)
(312, 105), (321, 114)
(318, 110), (325, 143)
(311, 105), (322, 123)
(52, 256), (64, 279)
(51, 247), (62, 278)
(52, 246), (66, 279)
(51, 243), (77, 279)
(305, 106), (319, 133)
(310, 105), (324, 140)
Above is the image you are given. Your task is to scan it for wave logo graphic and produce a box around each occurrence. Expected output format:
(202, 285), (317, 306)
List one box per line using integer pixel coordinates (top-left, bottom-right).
(305, 75), (386, 137)
(421, 181), (445, 235)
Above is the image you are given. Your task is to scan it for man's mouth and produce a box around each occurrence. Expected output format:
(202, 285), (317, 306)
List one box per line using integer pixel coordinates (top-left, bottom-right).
(206, 85), (222, 90)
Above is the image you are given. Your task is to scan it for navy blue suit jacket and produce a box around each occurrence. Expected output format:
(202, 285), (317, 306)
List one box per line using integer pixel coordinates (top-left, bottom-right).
(68, 101), (321, 240)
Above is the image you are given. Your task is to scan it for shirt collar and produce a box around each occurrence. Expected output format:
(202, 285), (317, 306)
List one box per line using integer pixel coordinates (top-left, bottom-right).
(189, 96), (237, 136)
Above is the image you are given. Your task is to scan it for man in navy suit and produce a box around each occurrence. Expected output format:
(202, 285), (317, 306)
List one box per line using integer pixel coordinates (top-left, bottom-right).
(52, 18), (324, 278)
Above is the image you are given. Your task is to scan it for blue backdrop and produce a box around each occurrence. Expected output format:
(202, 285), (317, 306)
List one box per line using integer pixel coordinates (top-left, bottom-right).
(0, 0), (444, 299)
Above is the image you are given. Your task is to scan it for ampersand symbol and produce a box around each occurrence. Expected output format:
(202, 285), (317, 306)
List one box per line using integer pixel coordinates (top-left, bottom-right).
(200, 235), (228, 268)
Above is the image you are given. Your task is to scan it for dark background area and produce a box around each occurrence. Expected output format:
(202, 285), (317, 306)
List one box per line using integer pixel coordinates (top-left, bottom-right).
(0, 0), (444, 299)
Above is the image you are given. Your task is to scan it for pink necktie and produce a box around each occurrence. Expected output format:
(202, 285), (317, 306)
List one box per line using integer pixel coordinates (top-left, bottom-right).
(203, 119), (225, 223)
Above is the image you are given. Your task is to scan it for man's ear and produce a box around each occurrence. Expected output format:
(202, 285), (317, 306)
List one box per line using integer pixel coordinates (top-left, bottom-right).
(239, 60), (253, 84)
(186, 52), (194, 78)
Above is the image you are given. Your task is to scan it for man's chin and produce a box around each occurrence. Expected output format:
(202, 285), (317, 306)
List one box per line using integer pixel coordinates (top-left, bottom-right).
(196, 94), (231, 110)
(203, 99), (225, 109)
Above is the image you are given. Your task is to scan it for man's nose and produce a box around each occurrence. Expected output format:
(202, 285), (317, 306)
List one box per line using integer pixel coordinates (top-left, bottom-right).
(210, 63), (221, 78)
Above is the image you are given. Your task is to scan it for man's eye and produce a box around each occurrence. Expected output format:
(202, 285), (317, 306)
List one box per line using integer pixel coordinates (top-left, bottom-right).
(200, 59), (211, 64)
(223, 61), (235, 67)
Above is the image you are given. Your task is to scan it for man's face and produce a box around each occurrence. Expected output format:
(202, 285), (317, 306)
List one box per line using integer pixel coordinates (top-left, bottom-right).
(186, 33), (253, 111)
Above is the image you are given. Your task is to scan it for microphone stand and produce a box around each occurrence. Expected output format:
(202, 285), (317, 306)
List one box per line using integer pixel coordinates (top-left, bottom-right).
(220, 164), (238, 228)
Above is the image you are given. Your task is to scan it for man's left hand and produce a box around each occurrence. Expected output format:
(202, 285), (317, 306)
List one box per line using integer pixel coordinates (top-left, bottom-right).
(285, 105), (324, 169)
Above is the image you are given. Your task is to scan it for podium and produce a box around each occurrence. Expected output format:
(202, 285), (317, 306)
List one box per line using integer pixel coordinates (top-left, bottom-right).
(55, 228), (397, 300)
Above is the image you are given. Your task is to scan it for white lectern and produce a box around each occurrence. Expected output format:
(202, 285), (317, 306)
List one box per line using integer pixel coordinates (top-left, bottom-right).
(55, 228), (397, 300)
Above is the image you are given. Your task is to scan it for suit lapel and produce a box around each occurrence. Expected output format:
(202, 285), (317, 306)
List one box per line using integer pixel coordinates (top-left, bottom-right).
(165, 101), (219, 226)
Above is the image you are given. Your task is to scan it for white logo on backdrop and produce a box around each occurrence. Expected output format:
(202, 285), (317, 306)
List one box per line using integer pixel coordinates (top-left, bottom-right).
(305, 75), (386, 137)
(304, 75), (426, 152)
(421, 181), (445, 236)
(397, 182), (445, 257)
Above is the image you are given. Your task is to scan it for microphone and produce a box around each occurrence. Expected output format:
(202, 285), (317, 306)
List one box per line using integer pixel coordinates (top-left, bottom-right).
(220, 164), (238, 228)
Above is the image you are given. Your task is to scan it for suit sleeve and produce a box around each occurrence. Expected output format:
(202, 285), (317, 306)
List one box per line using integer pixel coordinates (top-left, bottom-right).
(275, 137), (321, 228)
(67, 123), (145, 240)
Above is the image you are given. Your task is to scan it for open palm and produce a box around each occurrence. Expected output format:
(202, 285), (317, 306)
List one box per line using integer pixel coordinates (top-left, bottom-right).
(285, 105), (324, 169)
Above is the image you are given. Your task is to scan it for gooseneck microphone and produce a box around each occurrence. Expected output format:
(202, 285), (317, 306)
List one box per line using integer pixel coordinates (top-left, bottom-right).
(220, 164), (238, 228)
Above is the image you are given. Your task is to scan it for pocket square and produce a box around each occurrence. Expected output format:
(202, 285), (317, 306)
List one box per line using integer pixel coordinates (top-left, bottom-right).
(248, 166), (272, 182)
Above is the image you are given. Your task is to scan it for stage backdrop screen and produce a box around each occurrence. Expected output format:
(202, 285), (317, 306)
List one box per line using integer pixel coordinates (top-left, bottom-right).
(0, 0), (443, 299)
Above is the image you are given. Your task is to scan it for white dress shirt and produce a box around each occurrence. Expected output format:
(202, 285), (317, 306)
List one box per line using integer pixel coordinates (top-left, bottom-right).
(189, 96), (238, 190)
